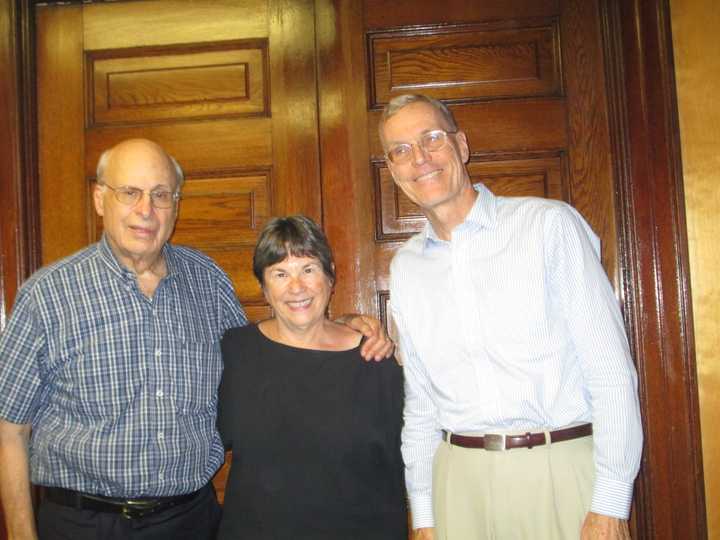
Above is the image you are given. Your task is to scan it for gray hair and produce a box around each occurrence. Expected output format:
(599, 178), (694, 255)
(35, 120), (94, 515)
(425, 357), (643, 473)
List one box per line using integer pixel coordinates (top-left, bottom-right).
(95, 148), (185, 189)
(378, 94), (458, 147)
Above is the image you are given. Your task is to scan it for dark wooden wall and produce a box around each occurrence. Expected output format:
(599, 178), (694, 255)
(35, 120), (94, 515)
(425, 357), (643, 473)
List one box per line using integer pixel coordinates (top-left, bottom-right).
(610, 1), (706, 536)
(0, 0), (707, 539)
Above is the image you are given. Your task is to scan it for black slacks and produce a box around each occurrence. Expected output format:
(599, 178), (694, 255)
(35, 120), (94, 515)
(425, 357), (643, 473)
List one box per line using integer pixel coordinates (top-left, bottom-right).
(37, 484), (221, 540)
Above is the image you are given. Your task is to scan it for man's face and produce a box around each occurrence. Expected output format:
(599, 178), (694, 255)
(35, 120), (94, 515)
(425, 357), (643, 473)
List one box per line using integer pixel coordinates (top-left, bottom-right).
(382, 102), (471, 213)
(93, 140), (179, 268)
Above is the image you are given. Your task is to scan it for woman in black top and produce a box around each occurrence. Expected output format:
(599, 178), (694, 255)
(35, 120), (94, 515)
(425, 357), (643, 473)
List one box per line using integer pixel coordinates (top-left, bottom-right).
(217, 215), (407, 540)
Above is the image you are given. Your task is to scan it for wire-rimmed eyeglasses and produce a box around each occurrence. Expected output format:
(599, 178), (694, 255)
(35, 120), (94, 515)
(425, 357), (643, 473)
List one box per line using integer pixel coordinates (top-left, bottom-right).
(101, 184), (180, 209)
(385, 129), (457, 164)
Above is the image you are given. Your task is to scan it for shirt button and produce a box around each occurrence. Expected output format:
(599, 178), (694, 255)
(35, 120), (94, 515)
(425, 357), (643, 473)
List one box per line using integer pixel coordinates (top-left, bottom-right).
(158, 432), (164, 440)
(155, 349), (161, 358)
(156, 390), (164, 398)
(158, 473), (164, 480)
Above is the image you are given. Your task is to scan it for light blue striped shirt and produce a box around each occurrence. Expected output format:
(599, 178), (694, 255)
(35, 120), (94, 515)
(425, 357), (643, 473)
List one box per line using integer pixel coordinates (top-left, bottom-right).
(0, 235), (247, 497)
(391, 184), (642, 529)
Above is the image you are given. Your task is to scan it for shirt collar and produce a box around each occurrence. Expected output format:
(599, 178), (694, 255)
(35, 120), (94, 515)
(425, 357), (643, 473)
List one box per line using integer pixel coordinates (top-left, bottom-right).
(422, 183), (497, 249)
(97, 234), (176, 282)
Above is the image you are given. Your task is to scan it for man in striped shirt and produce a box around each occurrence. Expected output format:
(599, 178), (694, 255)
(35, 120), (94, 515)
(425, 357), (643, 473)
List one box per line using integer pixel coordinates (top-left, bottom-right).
(381, 95), (642, 540)
(0, 139), (392, 540)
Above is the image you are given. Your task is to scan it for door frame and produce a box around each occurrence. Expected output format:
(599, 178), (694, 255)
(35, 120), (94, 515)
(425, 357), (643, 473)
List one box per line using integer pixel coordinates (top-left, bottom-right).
(0, 0), (706, 538)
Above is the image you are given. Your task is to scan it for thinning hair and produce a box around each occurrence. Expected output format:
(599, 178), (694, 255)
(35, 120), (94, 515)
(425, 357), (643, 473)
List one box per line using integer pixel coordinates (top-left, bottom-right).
(378, 94), (458, 148)
(95, 146), (185, 189)
(253, 215), (335, 286)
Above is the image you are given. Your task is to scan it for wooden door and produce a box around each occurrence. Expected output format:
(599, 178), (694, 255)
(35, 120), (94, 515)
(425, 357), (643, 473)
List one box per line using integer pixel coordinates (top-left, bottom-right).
(35, 0), (322, 503)
(317, 0), (637, 533)
(37, 0), (320, 323)
(320, 0), (620, 322)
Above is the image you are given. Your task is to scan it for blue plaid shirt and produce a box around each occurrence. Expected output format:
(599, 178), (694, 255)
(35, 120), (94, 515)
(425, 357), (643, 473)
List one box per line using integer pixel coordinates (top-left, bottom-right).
(0, 235), (247, 497)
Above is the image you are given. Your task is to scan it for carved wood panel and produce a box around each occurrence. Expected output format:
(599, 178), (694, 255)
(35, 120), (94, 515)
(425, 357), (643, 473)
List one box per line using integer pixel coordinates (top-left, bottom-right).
(172, 173), (271, 251)
(87, 41), (269, 126)
(369, 22), (561, 107)
(374, 154), (565, 241)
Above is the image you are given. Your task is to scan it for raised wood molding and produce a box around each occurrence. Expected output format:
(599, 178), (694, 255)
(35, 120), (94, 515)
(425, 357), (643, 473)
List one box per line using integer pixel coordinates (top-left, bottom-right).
(373, 152), (566, 242)
(364, 0), (560, 30)
(86, 39), (270, 127)
(367, 19), (561, 107)
(603, 0), (706, 537)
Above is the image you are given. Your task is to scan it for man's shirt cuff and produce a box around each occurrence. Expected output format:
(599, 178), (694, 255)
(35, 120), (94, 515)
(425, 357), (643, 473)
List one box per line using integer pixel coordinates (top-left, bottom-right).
(589, 476), (635, 519)
(409, 495), (434, 529)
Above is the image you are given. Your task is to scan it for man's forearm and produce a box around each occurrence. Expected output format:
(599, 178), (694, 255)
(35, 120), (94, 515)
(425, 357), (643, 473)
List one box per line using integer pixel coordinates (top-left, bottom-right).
(0, 419), (37, 540)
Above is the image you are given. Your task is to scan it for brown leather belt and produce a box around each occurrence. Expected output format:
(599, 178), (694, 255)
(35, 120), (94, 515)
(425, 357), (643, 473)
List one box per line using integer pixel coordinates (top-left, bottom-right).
(442, 423), (592, 451)
(42, 485), (205, 520)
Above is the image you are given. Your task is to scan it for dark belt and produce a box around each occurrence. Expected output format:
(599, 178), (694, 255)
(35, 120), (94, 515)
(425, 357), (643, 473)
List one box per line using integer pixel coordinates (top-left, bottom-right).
(442, 423), (592, 451)
(42, 485), (205, 520)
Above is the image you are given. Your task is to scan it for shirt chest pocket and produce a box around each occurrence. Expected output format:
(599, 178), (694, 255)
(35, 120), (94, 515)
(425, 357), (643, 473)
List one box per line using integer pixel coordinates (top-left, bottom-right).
(166, 340), (221, 416)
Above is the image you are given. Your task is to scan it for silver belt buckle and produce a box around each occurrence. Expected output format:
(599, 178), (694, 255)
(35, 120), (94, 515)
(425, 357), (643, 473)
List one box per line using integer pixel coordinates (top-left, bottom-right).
(483, 433), (506, 451)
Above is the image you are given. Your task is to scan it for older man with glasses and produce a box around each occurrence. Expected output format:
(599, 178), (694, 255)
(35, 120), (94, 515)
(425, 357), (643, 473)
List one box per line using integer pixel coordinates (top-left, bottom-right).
(0, 138), (393, 540)
(381, 95), (643, 540)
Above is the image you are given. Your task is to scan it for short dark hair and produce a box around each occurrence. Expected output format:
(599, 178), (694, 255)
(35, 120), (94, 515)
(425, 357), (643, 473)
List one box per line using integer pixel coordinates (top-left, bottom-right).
(253, 215), (335, 286)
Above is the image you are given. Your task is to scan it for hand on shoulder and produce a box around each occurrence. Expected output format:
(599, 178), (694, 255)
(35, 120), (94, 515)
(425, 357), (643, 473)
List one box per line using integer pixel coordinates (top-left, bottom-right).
(336, 314), (395, 361)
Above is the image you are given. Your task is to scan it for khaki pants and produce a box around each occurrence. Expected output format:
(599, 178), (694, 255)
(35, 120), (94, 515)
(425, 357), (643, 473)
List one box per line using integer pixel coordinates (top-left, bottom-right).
(432, 432), (594, 540)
